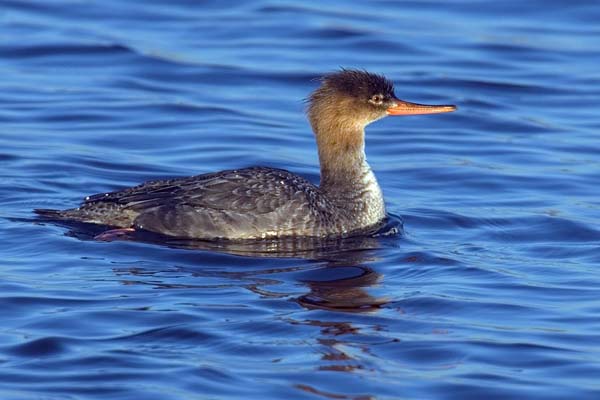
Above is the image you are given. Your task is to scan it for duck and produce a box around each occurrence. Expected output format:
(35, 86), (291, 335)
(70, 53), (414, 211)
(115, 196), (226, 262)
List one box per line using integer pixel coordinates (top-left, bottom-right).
(35, 69), (456, 240)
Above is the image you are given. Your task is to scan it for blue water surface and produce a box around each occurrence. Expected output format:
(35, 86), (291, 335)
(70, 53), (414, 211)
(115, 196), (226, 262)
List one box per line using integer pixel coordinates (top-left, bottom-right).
(1, 1), (600, 399)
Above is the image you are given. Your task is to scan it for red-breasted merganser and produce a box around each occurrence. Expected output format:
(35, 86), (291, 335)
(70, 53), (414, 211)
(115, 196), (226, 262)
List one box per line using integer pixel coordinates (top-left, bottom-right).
(36, 69), (456, 240)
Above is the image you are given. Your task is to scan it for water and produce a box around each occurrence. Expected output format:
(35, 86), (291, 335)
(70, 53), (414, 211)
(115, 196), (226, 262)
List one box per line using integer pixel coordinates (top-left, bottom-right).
(1, 1), (599, 399)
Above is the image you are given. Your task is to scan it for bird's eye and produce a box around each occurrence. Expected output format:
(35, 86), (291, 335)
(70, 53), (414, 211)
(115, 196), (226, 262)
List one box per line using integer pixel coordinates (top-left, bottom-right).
(369, 94), (384, 105)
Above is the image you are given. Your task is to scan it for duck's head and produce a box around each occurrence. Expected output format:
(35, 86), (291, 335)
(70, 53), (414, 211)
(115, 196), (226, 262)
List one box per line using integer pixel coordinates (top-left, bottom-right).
(308, 69), (456, 132)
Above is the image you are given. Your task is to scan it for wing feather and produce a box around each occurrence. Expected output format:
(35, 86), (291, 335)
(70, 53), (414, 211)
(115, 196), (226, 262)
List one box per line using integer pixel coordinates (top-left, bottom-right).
(83, 167), (331, 239)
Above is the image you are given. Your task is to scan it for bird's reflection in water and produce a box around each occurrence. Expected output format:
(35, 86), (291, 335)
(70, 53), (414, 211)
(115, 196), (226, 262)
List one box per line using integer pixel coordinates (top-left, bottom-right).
(41, 218), (395, 398)
(296, 263), (387, 312)
(41, 218), (399, 314)
(161, 230), (391, 314)
(187, 231), (391, 313)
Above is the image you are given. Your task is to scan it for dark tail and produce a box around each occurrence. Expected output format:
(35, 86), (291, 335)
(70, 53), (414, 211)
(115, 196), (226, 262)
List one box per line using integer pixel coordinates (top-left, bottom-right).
(34, 206), (129, 227)
(34, 208), (71, 220)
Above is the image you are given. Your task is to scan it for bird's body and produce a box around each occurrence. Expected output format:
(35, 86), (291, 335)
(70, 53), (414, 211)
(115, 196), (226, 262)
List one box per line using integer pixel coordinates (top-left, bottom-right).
(36, 69), (455, 240)
(46, 166), (383, 239)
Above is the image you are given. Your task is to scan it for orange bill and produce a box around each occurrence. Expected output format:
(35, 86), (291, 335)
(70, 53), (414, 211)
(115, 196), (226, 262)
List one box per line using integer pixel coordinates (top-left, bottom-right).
(386, 99), (457, 116)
